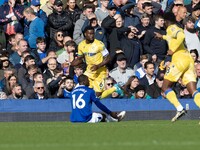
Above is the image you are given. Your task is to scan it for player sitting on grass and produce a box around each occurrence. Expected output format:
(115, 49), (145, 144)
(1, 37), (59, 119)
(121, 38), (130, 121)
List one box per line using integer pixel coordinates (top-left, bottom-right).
(70, 74), (126, 123)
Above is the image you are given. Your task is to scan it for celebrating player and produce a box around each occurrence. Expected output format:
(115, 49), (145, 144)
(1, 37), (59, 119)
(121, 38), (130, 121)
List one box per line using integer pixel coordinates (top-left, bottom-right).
(155, 12), (200, 122)
(70, 74), (126, 123)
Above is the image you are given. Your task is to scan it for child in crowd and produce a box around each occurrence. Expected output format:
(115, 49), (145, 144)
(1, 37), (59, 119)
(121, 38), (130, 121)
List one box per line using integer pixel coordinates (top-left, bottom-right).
(131, 85), (151, 99)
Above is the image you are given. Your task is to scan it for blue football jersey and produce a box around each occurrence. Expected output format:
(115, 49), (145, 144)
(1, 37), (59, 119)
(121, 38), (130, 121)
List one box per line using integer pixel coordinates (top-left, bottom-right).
(70, 85), (99, 122)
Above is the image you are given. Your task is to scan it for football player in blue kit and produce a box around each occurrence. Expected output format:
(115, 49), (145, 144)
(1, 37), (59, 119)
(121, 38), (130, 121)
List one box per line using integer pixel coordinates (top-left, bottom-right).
(70, 74), (126, 123)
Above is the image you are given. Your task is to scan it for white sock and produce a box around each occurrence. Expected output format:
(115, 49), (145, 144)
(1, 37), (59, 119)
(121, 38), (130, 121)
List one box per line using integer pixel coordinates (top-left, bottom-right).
(177, 105), (184, 111)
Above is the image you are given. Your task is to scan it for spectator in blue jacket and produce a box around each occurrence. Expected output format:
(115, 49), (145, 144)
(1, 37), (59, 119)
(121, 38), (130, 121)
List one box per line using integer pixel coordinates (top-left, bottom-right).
(23, 7), (45, 49)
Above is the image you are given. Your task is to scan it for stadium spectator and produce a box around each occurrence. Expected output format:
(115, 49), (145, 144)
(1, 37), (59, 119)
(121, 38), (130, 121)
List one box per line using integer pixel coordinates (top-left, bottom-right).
(73, 64), (84, 84)
(65, 0), (82, 35)
(41, 0), (55, 16)
(143, 14), (167, 62)
(71, 26), (110, 95)
(70, 74), (126, 123)
(101, 4), (117, 37)
(190, 49), (200, 65)
(0, 68), (15, 90)
(130, 84), (151, 99)
(183, 16), (200, 54)
(185, 0), (200, 14)
(56, 39), (76, 65)
(73, 5), (94, 44)
(44, 58), (64, 97)
(146, 70), (164, 99)
(176, 6), (187, 29)
(95, 0), (109, 25)
(120, 29), (142, 68)
(9, 39), (28, 66)
(0, 91), (7, 99)
(195, 63), (200, 89)
(29, 81), (49, 99)
(2, 74), (18, 96)
(134, 54), (149, 79)
(49, 30), (65, 52)
(121, 2), (140, 27)
(0, 0), (24, 37)
(17, 55), (36, 85)
(21, 64), (39, 97)
(57, 76), (74, 98)
(191, 3), (200, 21)
(7, 83), (28, 99)
(109, 53), (134, 87)
(139, 61), (156, 87)
(142, 1), (161, 25)
(48, 0), (73, 39)
(6, 34), (16, 54)
(123, 75), (140, 98)
(82, 15), (108, 47)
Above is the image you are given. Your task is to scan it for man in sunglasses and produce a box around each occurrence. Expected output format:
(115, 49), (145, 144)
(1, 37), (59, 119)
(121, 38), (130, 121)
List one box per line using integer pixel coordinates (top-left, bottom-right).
(48, 0), (73, 39)
(29, 81), (49, 99)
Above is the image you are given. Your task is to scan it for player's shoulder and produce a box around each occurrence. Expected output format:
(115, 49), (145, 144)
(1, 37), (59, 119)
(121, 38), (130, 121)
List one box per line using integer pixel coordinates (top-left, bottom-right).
(168, 24), (181, 32)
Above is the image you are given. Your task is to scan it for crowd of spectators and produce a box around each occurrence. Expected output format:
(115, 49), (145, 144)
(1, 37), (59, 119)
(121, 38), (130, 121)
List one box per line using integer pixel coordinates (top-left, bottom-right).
(0, 0), (200, 100)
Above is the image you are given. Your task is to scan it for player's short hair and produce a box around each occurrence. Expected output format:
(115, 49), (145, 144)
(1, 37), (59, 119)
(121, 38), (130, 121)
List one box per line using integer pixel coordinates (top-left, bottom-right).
(78, 74), (88, 84)
(163, 12), (176, 24)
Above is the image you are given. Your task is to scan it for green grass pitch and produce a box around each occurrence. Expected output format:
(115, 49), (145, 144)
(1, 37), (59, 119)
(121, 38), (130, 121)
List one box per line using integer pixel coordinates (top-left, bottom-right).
(0, 120), (199, 150)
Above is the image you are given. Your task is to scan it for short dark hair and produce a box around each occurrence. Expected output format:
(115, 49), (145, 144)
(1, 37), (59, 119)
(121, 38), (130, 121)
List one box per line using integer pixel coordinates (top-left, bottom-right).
(144, 61), (154, 69)
(154, 14), (164, 22)
(78, 74), (88, 84)
(83, 26), (94, 34)
(36, 37), (46, 44)
(83, 5), (93, 11)
(27, 64), (38, 71)
(142, 2), (152, 9)
(24, 55), (35, 62)
(163, 12), (176, 24)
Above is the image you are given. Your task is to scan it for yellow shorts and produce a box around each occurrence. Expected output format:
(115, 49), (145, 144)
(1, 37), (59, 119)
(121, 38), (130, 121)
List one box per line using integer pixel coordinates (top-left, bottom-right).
(84, 67), (107, 92)
(164, 51), (197, 86)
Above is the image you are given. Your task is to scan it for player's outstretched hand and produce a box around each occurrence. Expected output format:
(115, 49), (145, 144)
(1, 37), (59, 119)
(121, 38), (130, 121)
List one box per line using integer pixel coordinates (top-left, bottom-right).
(91, 65), (99, 71)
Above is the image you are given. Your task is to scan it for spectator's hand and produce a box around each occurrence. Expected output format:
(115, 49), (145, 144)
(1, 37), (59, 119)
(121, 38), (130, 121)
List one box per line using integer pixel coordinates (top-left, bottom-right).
(154, 32), (163, 39)
(11, 16), (17, 21)
(129, 26), (138, 34)
(90, 64), (99, 71)
(167, 50), (174, 55)
(113, 14), (121, 20)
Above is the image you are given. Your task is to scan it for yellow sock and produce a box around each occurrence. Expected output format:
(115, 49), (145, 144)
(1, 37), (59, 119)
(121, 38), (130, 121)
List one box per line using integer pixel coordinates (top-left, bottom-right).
(193, 92), (200, 108)
(165, 90), (181, 108)
(100, 87), (116, 99)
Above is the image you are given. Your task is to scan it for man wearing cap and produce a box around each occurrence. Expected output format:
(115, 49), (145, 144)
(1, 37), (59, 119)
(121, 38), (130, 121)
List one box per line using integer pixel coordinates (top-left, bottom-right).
(109, 53), (134, 87)
(48, 0), (73, 39)
(101, 4), (118, 36)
